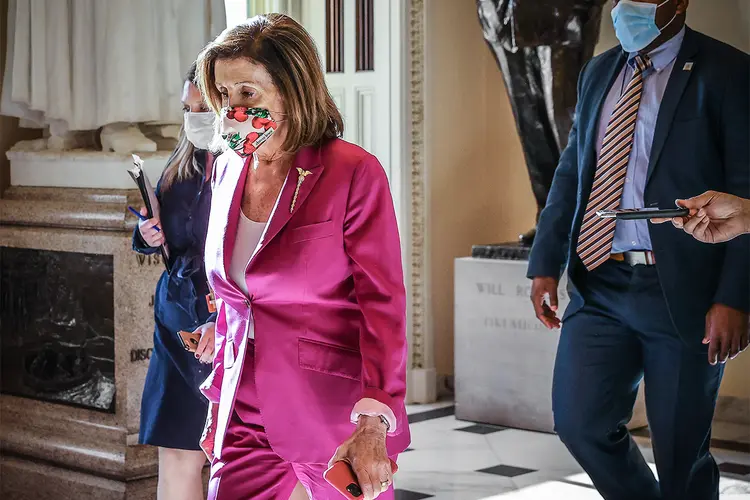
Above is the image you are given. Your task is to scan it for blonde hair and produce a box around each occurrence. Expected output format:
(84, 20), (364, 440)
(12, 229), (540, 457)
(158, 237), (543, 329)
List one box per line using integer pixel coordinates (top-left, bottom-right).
(196, 14), (344, 153)
(160, 63), (202, 191)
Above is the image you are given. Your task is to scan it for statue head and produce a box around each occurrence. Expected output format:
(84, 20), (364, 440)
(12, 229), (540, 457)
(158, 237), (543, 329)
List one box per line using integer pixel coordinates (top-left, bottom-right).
(196, 14), (344, 159)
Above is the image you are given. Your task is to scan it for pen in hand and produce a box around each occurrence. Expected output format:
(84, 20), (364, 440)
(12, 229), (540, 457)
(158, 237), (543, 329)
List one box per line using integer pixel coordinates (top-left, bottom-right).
(128, 205), (161, 232)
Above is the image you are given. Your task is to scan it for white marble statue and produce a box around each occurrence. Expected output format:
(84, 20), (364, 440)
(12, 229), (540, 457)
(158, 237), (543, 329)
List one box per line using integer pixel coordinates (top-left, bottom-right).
(1, 0), (226, 153)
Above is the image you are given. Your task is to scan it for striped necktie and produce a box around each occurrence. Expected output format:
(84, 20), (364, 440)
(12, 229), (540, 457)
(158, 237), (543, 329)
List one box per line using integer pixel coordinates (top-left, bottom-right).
(576, 54), (653, 271)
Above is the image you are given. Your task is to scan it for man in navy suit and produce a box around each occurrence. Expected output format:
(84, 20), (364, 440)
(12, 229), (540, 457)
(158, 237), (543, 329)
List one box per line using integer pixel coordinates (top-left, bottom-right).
(527, 0), (749, 498)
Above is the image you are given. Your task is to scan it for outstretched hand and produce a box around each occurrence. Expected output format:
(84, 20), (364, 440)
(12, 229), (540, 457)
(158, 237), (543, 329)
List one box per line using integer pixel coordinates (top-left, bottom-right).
(651, 191), (749, 244)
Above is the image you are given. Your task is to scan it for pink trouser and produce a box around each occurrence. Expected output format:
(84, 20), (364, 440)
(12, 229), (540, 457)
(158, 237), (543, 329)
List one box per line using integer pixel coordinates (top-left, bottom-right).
(208, 342), (396, 500)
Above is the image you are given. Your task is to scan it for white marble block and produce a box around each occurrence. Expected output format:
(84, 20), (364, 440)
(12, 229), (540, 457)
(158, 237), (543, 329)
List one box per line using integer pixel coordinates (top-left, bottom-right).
(454, 257), (647, 433)
(8, 150), (170, 189)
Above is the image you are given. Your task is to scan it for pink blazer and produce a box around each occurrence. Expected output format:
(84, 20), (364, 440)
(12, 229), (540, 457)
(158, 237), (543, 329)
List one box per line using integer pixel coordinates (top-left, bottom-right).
(199, 139), (411, 464)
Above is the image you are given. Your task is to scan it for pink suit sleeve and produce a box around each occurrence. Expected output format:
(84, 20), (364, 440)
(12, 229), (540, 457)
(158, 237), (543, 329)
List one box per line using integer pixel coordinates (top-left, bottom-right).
(343, 155), (408, 434)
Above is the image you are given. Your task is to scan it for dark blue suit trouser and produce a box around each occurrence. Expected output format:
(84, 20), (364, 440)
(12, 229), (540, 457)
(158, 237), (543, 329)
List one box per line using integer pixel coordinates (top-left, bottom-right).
(553, 260), (724, 500)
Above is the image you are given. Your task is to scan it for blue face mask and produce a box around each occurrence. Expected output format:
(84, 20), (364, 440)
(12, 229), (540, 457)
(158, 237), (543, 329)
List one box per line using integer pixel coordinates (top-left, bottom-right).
(611, 0), (677, 53)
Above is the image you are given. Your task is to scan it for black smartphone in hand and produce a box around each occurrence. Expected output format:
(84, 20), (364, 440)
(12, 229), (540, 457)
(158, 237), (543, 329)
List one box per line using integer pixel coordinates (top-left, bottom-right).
(596, 208), (690, 220)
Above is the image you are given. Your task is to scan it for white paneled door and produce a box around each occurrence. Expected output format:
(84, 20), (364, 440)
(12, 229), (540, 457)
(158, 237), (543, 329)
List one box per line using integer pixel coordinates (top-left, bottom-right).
(239, 0), (403, 218)
(300, 0), (393, 181)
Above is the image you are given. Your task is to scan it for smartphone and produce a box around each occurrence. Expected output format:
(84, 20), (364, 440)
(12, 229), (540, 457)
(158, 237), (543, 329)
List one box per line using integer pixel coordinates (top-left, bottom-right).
(324, 459), (399, 499)
(596, 208), (689, 220)
(178, 330), (201, 353)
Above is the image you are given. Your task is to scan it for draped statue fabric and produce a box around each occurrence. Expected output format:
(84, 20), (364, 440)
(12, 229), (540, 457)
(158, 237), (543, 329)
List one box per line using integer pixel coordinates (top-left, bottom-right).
(1, 0), (226, 136)
(476, 0), (606, 242)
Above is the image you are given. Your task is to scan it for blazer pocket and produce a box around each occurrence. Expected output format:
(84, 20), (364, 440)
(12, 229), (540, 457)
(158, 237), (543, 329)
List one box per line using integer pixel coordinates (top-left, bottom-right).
(289, 220), (335, 243)
(673, 111), (703, 123)
(298, 338), (361, 381)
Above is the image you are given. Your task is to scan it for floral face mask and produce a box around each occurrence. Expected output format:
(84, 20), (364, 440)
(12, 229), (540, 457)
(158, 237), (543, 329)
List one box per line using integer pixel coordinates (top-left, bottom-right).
(220, 107), (277, 158)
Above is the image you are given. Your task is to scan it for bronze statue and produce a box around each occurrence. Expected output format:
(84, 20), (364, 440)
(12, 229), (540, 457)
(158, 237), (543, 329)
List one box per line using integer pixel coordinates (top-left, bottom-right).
(477, 0), (607, 244)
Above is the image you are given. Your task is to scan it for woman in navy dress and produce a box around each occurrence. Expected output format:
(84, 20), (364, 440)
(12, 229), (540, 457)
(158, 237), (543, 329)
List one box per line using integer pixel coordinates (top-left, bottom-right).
(133, 63), (217, 500)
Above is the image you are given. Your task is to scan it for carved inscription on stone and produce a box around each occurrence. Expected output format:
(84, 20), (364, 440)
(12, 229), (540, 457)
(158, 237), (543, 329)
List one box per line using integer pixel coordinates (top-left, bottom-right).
(136, 254), (162, 267)
(475, 282), (505, 295)
(130, 348), (153, 362)
(470, 274), (569, 335)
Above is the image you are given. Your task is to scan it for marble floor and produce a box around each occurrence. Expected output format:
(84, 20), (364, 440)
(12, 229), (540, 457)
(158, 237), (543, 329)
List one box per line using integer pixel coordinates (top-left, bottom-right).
(395, 402), (750, 500)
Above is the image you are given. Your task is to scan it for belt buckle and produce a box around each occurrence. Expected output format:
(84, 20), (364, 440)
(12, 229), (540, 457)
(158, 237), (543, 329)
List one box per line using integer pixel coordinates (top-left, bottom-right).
(625, 251), (650, 266)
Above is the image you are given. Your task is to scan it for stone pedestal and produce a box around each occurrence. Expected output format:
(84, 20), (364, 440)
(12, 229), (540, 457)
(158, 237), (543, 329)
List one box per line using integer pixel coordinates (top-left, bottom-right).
(0, 184), (164, 499)
(454, 246), (648, 433)
(8, 149), (169, 189)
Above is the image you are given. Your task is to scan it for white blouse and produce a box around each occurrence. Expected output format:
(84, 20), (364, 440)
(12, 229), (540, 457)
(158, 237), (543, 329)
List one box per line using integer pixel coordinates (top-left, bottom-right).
(228, 211), (267, 296)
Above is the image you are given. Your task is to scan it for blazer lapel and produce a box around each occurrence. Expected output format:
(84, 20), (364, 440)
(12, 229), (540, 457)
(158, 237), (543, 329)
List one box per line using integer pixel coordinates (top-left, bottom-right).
(581, 51), (628, 186)
(221, 154), (251, 289)
(646, 27), (699, 185)
(251, 146), (324, 262)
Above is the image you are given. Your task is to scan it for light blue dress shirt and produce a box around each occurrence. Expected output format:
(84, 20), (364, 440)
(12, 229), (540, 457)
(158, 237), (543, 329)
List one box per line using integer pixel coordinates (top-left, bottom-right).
(594, 27), (686, 253)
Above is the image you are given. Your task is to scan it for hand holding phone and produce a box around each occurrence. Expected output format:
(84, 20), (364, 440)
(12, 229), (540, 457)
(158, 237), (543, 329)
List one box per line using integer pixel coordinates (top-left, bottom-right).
(178, 330), (201, 353)
(324, 459), (398, 499)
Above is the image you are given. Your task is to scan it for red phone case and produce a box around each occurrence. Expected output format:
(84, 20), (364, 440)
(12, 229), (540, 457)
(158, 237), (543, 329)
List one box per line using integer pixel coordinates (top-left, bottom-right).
(178, 330), (201, 353)
(324, 459), (398, 499)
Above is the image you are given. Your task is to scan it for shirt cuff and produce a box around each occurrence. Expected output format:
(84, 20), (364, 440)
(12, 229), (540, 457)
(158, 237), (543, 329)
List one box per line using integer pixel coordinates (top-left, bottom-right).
(350, 398), (398, 434)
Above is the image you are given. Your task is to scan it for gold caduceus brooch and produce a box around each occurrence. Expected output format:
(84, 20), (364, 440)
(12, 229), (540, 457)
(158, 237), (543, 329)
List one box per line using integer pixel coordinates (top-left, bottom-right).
(290, 167), (312, 213)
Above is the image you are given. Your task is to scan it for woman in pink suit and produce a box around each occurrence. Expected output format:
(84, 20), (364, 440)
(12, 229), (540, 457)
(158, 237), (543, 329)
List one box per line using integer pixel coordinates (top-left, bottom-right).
(194, 13), (410, 500)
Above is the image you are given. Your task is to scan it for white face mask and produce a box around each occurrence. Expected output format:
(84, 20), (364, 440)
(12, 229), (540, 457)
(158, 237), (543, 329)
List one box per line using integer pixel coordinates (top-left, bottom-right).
(612, 0), (677, 53)
(183, 111), (215, 150)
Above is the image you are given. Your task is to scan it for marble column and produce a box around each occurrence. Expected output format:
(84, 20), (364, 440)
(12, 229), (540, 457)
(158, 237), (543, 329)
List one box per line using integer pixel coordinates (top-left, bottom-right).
(404, 0), (437, 404)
